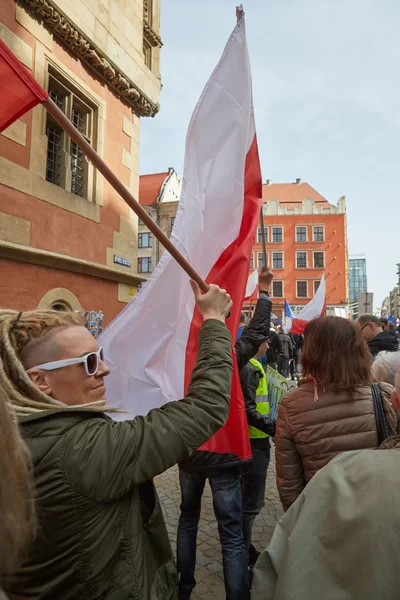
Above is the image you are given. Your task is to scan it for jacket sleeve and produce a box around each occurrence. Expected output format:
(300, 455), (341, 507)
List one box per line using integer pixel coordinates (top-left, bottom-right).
(275, 400), (305, 511)
(235, 297), (272, 372)
(240, 364), (276, 435)
(62, 319), (233, 501)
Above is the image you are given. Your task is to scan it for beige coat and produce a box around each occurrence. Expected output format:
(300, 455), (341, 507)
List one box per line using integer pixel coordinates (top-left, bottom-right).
(275, 381), (398, 511)
(253, 441), (400, 600)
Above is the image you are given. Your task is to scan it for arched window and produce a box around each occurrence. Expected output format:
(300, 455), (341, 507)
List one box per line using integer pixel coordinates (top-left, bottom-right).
(38, 288), (82, 312)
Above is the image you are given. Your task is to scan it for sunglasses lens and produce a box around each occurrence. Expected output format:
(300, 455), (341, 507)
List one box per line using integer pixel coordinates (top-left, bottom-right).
(86, 353), (98, 375)
(100, 347), (104, 362)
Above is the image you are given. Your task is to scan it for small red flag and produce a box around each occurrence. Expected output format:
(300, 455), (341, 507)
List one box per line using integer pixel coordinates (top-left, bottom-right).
(0, 39), (48, 133)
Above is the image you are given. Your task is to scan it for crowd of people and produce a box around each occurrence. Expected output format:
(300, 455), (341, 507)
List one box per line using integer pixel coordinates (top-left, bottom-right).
(1, 271), (400, 600)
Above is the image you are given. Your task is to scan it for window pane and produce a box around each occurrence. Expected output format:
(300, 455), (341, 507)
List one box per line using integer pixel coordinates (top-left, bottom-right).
(273, 281), (283, 298)
(314, 281), (320, 294)
(138, 233), (152, 248)
(296, 252), (307, 269)
(257, 228), (268, 244)
(272, 227), (283, 243)
(258, 252), (264, 268)
(272, 252), (283, 269)
(46, 120), (63, 186)
(297, 281), (307, 297)
(70, 140), (86, 197)
(70, 106), (89, 198)
(296, 227), (307, 242)
(250, 254), (254, 270)
(313, 226), (324, 242)
(313, 252), (324, 268)
(138, 257), (152, 273)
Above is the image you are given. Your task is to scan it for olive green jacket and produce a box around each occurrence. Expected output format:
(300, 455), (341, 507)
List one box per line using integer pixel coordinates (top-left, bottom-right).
(6, 320), (232, 600)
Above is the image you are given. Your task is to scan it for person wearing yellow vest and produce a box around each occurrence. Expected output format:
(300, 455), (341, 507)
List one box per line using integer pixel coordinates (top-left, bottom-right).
(239, 333), (276, 574)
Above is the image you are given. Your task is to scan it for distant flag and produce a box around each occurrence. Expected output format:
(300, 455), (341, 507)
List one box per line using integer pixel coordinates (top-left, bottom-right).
(289, 274), (326, 334)
(282, 300), (295, 330)
(100, 12), (261, 460)
(388, 315), (396, 325)
(244, 269), (258, 302)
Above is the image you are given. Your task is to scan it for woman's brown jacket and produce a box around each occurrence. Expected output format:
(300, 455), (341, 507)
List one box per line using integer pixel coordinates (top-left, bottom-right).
(275, 381), (398, 511)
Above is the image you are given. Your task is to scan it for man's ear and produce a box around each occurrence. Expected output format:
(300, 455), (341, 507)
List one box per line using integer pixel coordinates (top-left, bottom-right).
(27, 370), (52, 396)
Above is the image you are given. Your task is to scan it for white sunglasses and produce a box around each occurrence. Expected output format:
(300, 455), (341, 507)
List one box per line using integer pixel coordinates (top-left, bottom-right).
(28, 347), (104, 377)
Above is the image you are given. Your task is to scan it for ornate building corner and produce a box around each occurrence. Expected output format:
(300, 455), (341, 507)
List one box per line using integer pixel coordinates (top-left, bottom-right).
(19, 0), (160, 117)
(143, 0), (163, 48)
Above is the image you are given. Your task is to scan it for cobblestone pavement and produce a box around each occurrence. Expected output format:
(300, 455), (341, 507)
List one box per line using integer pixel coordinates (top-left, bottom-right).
(155, 448), (283, 600)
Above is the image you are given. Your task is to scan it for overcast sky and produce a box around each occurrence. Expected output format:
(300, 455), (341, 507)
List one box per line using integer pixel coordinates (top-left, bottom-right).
(140, 0), (399, 308)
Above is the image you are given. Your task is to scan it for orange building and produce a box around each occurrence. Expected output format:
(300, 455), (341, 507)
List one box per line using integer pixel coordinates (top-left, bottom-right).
(250, 179), (348, 321)
(0, 0), (162, 326)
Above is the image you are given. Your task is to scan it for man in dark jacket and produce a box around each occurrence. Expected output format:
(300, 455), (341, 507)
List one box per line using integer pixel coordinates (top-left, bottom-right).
(177, 267), (274, 600)
(265, 328), (283, 371)
(277, 327), (293, 378)
(357, 314), (399, 357)
(289, 332), (303, 378)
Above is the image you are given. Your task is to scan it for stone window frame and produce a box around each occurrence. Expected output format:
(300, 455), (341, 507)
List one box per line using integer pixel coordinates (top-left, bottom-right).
(313, 251), (325, 269)
(31, 43), (106, 222)
(138, 256), (152, 273)
(45, 68), (97, 202)
(296, 251), (308, 269)
(272, 280), (284, 298)
(257, 227), (268, 244)
(296, 280), (308, 298)
(272, 251), (284, 270)
(257, 252), (269, 269)
(296, 226), (308, 243)
(37, 288), (82, 311)
(138, 232), (152, 248)
(271, 226), (283, 243)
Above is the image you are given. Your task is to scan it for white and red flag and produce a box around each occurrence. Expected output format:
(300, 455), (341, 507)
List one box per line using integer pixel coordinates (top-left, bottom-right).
(100, 13), (262, 459)
(289, 274), (326, 334)
(244, 269), (259, 302)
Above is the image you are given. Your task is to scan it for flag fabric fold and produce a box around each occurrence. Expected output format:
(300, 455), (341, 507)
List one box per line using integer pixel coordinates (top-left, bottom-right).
(0, 39), (48, 133)
(244, 269), (259, 302)
(100, 15), (262, 460)
(290, 274), (326, 334)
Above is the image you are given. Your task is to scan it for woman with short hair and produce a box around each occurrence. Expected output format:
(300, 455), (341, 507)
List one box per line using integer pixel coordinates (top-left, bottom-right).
(275, 316), (399, 511)
(0, 282), (233, 600)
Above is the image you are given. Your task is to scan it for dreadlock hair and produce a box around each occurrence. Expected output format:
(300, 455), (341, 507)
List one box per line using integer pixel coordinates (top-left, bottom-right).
(0, 385), (35, 579)
(0, 309), (94, 416)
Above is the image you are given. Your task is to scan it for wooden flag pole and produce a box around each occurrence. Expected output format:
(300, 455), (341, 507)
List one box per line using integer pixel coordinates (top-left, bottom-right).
(43, 97), (209, 293)
(259, 205), (267, 268)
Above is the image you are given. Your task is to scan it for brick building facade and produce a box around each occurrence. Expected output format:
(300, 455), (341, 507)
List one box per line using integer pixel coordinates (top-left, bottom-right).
(249, 180), (349, 321)
(0, 0), (162, 325)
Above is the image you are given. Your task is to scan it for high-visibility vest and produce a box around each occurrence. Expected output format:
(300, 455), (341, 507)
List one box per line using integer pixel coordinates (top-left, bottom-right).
(248, 358), (270, 439)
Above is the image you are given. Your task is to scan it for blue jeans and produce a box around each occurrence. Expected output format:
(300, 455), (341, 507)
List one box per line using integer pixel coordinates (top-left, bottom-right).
(240, 444), (270, 560)
(177, 467), (249, 600)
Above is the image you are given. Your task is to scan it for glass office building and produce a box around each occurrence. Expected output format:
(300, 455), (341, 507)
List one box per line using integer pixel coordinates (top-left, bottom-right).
(349, 257), (367, 304)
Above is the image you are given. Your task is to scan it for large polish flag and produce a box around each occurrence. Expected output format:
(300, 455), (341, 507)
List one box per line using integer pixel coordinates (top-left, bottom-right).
(289, 274), (326, 334)
(100, 14), (262, 459)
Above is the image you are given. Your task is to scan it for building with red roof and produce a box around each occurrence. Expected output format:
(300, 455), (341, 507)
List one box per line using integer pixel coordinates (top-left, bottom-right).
(249, 178), (348, 321)
(137, 168), (181, 277)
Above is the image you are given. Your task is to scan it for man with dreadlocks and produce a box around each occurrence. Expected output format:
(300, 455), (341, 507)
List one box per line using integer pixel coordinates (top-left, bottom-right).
(0, 281), (233, 600)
